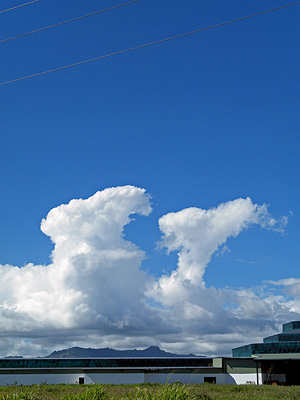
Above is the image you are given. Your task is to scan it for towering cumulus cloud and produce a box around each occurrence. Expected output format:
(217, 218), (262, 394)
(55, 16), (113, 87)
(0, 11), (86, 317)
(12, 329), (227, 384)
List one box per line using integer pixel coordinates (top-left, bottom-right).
(40, 185), (152, 330)
(155, 198), (282, 295)
(0, 186), (296, 356)
(0, 186), (153, 354)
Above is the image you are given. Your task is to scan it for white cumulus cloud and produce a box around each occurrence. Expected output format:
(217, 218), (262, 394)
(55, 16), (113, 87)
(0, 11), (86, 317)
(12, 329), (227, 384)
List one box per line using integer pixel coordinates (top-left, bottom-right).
(0, 186), (296, 357)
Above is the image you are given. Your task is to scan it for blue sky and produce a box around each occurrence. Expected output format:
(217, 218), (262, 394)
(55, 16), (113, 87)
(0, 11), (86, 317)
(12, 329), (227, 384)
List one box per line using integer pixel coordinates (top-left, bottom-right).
(0, 0), (299, 357)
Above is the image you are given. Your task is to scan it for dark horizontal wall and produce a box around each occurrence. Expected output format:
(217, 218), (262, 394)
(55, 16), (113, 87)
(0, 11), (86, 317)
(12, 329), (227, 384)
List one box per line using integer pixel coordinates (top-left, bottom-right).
(224, 358), (258, 374)
(0, 358), (213, 370)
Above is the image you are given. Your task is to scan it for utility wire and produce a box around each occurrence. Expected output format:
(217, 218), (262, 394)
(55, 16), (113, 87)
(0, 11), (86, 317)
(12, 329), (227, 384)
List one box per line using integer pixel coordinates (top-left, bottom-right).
(0, 0), (39, 15)
(0, 0), (140, 45)
(1, 1), (300, 87)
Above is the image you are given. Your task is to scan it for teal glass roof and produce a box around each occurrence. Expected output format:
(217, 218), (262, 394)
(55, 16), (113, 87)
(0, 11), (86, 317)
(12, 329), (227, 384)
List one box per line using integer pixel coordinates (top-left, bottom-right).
(283, 321), (300, 332)
(232, 321), (300, 357)
(233, 342), (300, 357)
(263, 333), (300, 343)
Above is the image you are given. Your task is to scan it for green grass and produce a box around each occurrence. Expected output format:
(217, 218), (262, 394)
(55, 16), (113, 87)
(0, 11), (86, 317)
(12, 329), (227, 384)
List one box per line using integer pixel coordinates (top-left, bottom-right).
(0, 383), (300, 400)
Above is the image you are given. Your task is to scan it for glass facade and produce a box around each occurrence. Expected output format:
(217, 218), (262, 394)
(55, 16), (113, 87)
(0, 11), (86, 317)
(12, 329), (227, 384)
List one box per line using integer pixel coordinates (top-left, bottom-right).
(232, 321), (300, 357)
(0, 358), (213, 370)
(283, 321), (300, 332)
(233, 342), (300, 357)
(263, 333), (300, 343)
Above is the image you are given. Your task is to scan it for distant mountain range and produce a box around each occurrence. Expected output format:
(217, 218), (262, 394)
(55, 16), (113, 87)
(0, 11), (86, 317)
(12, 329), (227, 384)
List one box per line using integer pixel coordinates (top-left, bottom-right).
(45, 346), (199, 358)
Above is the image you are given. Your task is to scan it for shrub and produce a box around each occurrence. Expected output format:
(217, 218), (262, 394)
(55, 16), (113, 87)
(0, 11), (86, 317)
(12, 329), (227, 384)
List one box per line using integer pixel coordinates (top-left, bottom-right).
(62, 384), (107, 400)
(123, 384), (192, 400)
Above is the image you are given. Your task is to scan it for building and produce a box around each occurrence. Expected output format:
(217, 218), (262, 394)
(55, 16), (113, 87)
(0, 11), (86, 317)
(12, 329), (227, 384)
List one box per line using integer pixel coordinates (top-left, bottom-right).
(232, 321), (300, 357)
(2, 321), (300, 386)
(0, 357), (262, 386)
(232, 321), (300, 385)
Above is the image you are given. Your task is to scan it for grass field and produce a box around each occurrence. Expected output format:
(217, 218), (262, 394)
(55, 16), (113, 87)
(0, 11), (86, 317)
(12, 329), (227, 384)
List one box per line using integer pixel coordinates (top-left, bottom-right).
(0, 383), (299, 400)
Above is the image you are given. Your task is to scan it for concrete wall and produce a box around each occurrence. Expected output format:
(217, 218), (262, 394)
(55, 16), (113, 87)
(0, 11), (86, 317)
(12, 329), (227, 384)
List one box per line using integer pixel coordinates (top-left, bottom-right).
(87, 373), (144, 384)
(145, 372), (204, 384)
(0, 373), (84, 386)
(228, 373), (260, 385)
(0, 372), (145, 386)
(0, 370), (267, 386)
(144, 372), (258, 385)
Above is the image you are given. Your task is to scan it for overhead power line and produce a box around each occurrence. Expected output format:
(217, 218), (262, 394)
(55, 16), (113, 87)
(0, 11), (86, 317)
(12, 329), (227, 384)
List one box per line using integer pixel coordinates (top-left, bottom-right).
(1, 1), (300, 87)
(0, 0), (39, 16)
(0, 0), (140, 45)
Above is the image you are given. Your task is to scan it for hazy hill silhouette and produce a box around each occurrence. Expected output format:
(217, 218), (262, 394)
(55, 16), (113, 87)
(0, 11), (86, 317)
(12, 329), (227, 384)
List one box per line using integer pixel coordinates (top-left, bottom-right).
(45, 346), (199, 358)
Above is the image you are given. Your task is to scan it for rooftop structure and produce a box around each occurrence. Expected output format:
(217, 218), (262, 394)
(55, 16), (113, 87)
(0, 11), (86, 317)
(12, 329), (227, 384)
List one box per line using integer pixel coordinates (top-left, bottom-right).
(232, 321), (300, 357)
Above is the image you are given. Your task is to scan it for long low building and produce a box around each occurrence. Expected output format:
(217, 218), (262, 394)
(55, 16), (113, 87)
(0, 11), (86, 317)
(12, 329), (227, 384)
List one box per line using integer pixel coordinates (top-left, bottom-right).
(0, 357), (264, 386)
(2, 321), (300, 386)
(2, 355), (300, 385)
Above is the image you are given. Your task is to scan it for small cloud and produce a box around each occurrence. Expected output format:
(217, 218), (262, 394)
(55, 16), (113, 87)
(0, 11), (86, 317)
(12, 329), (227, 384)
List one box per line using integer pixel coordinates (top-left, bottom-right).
(255, 204), (289, 234)
(215, 245), (231, 257)
(236, 259), (259, 265)
(266, 278), (300, 286)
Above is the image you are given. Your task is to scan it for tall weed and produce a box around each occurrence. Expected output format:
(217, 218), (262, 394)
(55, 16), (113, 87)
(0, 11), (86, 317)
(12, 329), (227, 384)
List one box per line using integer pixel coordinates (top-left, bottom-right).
(123, 384), (192, 400)
(0, 387), (37, 400)
(62, 384), (107, 400)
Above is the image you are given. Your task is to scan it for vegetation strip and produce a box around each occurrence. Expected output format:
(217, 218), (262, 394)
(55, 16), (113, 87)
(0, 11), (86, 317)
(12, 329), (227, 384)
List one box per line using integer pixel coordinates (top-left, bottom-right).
(1, 383), (300, 400)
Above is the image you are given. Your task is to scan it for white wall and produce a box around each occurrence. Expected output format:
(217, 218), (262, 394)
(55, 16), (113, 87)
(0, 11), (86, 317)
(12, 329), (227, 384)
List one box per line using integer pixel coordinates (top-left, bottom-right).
(0, 373), (84, 386)
(87, 373), (144, 384)
(144, 372), (233, 384)
(0, 371), (268, 386)
(145, 372), (200, 384)
(0, 372), (145, 386)
(145, 372), (264, 385)
(227, 373), (260, 385)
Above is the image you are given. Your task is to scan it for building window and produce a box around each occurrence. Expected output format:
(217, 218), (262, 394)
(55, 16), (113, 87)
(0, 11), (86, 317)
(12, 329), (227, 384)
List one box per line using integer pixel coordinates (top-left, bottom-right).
(204, 377), (216, 384)
(79, 377), (84, 385)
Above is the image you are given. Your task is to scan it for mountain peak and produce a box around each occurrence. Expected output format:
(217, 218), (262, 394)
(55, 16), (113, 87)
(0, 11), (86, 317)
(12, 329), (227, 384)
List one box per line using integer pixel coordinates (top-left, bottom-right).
(45, 346), (198, 358)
